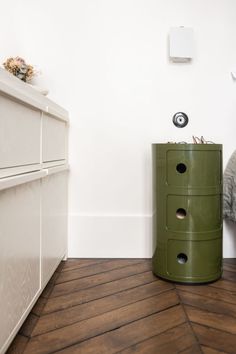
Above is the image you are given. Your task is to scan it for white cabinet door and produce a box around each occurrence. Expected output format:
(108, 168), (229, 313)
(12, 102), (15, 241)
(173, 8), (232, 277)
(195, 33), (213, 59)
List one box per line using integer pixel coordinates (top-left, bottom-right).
(0, 95), (41, 169)
(42, 114), (67, 163)
(41, 170), (68, 286)
(0, 180), (40, 353)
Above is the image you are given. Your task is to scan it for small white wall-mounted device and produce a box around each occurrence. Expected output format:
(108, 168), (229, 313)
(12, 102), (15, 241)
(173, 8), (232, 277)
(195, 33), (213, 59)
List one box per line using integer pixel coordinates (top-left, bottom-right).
(169, 27), (194, 62)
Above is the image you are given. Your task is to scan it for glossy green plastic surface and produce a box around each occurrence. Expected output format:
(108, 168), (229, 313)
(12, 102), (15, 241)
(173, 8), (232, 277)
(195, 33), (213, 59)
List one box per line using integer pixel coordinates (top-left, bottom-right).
(152, 144), (223, 283)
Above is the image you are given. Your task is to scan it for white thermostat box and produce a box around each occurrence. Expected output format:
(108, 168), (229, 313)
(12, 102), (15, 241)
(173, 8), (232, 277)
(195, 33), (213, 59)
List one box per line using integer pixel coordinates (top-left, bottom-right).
(169, 27), (194, 61)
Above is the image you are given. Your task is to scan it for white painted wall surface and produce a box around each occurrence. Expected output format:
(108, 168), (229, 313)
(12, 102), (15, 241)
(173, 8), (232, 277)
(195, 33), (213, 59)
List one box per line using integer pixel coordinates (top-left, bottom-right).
(1, 0), (236, 257)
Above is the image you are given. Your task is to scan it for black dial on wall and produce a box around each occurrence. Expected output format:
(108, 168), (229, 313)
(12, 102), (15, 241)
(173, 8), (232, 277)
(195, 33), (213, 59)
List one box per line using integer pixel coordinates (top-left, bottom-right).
(172, 112), (189, 128)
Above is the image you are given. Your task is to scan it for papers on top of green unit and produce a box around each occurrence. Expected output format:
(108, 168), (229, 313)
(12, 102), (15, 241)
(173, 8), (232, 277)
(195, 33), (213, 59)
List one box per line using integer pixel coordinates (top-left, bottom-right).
(167, 136), (215, 144)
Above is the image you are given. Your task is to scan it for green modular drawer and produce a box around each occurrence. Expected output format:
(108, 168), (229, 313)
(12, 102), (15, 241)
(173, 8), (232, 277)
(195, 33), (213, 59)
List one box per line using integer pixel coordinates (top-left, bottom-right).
(167, 149), (222, 187)
(167, 194), (221, 233)
(152, 144), (223, 283)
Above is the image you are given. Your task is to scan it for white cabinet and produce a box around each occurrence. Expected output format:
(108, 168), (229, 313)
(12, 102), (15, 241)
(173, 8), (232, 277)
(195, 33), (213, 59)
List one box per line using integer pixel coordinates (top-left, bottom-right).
(42, 113), (67, 165)
(41, 167), (68, 286)
(0, 68), (69, 354)
(0, 179), (41, 353)
(0, 95), (41, 177)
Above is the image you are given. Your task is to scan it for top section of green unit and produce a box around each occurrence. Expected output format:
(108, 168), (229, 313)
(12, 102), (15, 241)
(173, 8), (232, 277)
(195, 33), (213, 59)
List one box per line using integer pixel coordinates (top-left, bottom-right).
(152, 144), (222, 189)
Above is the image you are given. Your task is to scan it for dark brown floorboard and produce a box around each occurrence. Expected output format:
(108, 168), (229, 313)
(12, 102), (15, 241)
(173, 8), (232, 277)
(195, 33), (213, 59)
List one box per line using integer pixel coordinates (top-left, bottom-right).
(32, 280), (173, 336)
(50, 261), (152, 298)
(117, 322), (196, 354)
(58, 306), (186, 354)
(6, 259), (236, 354)
(6, 335), (29, 354)
(223, 258), (236, 265)
(201, 346), (228, 354)
(42, 270), (157, 314)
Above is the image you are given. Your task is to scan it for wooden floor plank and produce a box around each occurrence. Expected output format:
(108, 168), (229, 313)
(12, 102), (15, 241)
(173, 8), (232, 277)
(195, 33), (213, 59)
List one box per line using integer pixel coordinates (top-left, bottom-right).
(179, 290), (236, 319)
(117, 323), (198, 354)
(223, 258), (236, 265)
(50, 261), (152, 298)
(193, 323), (236, 353)
(179, 344), (202, 354)
(43, 270), (158, 314)
(56, 306), (186, 354)
(24, 290), (179, 354)
(185, 305), (236, 335)
(40, 282), (55, 299)
(19, 313), (38, 338)
(61, 258), (148, 273)
(222, 270), (236, 282)
(6, 335), (29, 354)
(201, 345), (228, 354)
(55, 259), (147, 284)
(223, 263), (236, 274)
(177, 283), (236, 305)
(31, 297), (48, 317)
(32, 280), (173, 336)
(48, 271), (60, 284)
(209, 278), (236, 293)
(61, 259), (109, 272)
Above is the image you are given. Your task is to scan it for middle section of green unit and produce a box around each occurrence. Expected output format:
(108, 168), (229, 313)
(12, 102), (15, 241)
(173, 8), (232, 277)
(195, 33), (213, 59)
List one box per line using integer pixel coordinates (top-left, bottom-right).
(166, 194), (221, 234)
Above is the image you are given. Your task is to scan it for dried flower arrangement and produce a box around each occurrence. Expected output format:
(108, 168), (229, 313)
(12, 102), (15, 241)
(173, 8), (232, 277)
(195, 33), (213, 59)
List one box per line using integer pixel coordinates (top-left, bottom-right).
(3, 56), (36, 82)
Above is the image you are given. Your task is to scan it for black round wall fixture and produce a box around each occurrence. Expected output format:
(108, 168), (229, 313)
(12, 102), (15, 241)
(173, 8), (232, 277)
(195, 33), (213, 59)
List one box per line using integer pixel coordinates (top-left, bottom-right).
(173, 112), (189, 128)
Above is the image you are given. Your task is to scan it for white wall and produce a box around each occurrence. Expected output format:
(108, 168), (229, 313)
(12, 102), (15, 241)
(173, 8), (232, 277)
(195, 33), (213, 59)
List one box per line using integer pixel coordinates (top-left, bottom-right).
(1, 0), (236, 257)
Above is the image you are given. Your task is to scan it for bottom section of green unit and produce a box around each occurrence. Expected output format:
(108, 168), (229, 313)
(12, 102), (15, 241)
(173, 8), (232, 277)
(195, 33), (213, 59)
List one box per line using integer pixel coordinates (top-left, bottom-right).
(152, 237), (222, 283)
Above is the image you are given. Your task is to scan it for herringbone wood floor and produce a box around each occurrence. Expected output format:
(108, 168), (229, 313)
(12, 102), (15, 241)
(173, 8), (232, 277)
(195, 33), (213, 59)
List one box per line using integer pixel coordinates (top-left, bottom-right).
(7, 259), (236, 354)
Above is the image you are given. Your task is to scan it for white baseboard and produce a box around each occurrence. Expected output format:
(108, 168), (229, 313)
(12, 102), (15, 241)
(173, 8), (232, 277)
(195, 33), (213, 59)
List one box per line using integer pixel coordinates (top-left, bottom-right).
(68, 214), (152, 258)
(68, 214), (236, 258)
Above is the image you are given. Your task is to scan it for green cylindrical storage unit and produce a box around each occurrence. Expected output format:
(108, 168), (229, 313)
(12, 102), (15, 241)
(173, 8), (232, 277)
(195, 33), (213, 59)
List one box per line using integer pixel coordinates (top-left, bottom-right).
(152, 144), (223, 283)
